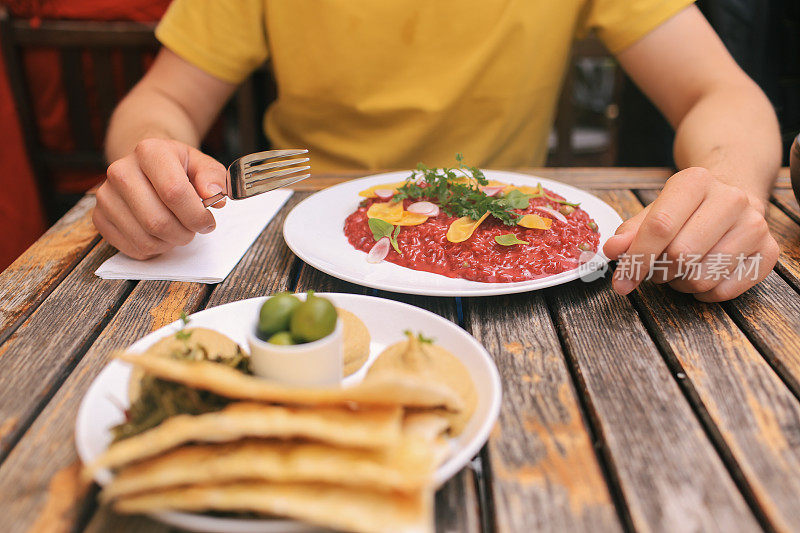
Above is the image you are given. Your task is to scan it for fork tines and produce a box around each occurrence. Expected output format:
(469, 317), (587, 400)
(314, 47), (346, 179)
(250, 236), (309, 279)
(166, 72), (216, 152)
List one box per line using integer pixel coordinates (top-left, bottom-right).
(241, 149), (311, 196)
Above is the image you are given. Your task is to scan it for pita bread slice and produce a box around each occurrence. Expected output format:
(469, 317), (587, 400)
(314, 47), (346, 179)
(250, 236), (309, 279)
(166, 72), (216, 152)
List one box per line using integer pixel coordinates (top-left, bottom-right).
(116, 351), (463, 411)
(101, 437), (435, 500)
(84, 403), (402, 479)
(113, 481), (432, 533)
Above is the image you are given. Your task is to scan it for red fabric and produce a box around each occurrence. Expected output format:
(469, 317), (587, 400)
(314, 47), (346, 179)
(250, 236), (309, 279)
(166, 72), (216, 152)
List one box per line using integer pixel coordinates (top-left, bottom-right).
(0, 0), (170, 271)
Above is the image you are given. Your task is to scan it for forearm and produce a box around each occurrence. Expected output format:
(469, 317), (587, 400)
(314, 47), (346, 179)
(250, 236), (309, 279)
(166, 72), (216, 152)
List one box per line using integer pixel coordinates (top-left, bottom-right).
(105, 85), (203, 162)
(673, 82), (781, 213)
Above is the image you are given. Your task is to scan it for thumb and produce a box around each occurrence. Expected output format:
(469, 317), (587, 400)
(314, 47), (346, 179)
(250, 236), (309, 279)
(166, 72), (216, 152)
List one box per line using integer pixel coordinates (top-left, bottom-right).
(603, 204), (650, 259)
(185, 147), (228, 208)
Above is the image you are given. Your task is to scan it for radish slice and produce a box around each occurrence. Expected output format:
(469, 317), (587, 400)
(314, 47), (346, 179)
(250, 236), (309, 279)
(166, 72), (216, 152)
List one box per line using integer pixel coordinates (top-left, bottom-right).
(374, 189), (395, 200)
(534, 206), (568, 224)
(481, 186), (504, 197)
(407, 201), (439, 217)
(367, 237), (391, 263)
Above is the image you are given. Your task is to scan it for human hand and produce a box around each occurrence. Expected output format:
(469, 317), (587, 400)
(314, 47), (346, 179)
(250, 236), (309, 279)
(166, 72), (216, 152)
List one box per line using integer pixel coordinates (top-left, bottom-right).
(93, 139), (227, 260)
(603, 167), (779, 302)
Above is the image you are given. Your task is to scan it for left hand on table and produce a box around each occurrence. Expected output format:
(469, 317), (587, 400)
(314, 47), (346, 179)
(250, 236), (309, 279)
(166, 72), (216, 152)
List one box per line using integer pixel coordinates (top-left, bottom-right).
(603, 167), (779, 302)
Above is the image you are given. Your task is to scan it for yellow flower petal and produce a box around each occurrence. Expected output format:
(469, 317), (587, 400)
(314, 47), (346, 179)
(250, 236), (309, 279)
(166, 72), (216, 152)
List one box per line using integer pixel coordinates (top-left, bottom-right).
(502, 184), (542, 195)
(366, 201), (404, 223)
(446, 212), (490, 243)
(395, 212), (430, 226)
(517, 214), (552, 230)
(357, 182), (408, 198)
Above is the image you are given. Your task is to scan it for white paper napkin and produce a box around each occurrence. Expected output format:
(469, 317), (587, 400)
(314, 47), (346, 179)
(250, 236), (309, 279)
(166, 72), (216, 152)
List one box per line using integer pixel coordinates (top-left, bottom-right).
(95, 190), (293, 283)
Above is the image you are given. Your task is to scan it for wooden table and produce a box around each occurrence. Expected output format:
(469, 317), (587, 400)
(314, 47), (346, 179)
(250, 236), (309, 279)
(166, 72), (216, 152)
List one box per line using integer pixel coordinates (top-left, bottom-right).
(1, 168), (800, 533)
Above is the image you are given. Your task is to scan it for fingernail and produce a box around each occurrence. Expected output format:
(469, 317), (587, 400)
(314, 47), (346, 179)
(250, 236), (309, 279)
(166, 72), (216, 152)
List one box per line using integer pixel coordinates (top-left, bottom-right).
(207, 184), (223, 195)
(199, 224), (215, 234)
(614, 277), (636, 295)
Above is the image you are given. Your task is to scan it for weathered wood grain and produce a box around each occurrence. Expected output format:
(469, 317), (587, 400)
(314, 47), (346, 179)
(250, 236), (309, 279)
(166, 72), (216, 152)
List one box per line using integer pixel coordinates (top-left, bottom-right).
(204, 193), (305, 308)
(541, 189), (761, 531)
(296, 263), (368, 294)
(0, 241), (132, 463)
(724, 272), (800, 399)
(767, 202), (800, 289)
(0, 280), (208, 533)
(0, 195), (99, 345)
(773, 189), (800, 223)
(634, 279), (800, 532)
(463, 292), (622, 533)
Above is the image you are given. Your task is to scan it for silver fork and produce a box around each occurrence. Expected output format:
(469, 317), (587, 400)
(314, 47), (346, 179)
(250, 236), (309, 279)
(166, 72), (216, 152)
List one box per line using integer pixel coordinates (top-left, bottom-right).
(201, 149), (310, 207)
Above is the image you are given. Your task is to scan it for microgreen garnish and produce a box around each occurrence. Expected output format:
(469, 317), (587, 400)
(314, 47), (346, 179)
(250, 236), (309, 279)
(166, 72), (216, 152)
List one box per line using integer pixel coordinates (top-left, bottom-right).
(367, 218), (402, 255)
(175, 311), (192, 340)
(368, 218), (393, 241)
(394, 155), (523, 226)
(403, 330), (435, 344)
(494, 234), (529, 246)
(499, 189), (531, 210)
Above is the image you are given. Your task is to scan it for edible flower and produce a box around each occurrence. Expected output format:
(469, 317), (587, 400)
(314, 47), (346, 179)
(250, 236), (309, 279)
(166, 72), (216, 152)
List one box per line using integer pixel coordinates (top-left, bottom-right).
(517, 214), (552, 230)
(447, 212), (490, 242)
(395, 212), (429, 226)
(367, 201), (404, 223)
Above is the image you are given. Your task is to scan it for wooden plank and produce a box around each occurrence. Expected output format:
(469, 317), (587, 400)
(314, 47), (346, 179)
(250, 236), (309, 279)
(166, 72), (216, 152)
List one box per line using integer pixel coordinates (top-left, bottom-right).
(0, 195), (99, 345)
(463, 293), (622, 533)
(724, 272), (800, 399)
(772, 189), (800, 223)
(0, 280), (208, 533)
(204, 193), (304, 308)
(633, 278), (800, 532)
(543, 189), (760, 531)
(0, 242), (133, 463)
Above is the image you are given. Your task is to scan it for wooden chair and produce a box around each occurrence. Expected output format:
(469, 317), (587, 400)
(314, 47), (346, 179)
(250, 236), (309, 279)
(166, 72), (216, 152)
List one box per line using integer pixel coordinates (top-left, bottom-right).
(0, 7), (269, 222)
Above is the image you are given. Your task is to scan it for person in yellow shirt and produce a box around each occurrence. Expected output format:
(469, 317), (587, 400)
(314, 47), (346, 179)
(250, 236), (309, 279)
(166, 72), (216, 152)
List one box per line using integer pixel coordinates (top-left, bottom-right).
(95, 0), (780, 302)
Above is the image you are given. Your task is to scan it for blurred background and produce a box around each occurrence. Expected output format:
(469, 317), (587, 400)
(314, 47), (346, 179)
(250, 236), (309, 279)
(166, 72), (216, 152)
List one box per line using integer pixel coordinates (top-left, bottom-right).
(0, 0), (798, 270)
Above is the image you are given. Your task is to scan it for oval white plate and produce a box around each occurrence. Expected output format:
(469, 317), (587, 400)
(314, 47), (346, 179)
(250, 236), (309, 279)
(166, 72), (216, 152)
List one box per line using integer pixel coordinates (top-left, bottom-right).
(283, 170), (623, 297)
(76, 293), (501, 533)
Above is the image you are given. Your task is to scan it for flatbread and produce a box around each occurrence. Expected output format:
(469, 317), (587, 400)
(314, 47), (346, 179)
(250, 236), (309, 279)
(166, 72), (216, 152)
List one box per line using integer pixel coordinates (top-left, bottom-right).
(101, 437), (435, 500)
(129, 327), (243, 403)
(113, 481), (432, 533)
(84, 403), (402, 478)
(116, 351), (463, 411)
(339, 308), (370, 376)
(366, 334), (477, 435)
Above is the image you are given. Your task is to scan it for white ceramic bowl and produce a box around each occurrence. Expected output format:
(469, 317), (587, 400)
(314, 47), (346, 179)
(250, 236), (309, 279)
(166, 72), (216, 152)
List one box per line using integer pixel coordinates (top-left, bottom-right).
(248, 318), (343, 386)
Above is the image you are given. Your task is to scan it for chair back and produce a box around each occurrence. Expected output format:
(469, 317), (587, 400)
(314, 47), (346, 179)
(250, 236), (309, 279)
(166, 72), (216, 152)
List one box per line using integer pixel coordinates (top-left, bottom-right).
(0, 8), (267, 221)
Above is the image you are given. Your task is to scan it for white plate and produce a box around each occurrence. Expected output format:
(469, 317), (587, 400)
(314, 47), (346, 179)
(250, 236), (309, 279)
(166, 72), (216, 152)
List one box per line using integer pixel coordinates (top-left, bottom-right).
(284, 170), (624, 296)
(76, 293), (501, 533)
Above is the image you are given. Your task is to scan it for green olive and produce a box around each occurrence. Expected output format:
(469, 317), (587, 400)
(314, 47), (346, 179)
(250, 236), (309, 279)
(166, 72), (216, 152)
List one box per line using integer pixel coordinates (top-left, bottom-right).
(290, 293), (338, 343)
(559, 205), (575, 216)
(267, 331), (296, 345)
(578, 242), (592, 252)
(257, 292), (301, 339)
(587, 221), (598, 232)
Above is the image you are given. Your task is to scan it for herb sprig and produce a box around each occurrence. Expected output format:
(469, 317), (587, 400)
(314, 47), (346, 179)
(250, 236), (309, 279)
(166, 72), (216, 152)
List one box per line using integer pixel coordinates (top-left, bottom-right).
(394, 154), (525, 225)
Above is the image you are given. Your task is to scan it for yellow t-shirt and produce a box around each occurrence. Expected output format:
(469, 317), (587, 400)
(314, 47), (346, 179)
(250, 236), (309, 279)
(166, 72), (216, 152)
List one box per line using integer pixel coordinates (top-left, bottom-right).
(156, 0), (693, 172)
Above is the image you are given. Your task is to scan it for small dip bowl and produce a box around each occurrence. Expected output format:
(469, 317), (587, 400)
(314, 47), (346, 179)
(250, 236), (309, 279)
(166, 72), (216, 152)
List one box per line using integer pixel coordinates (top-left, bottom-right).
(247, 317), (343, 386)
